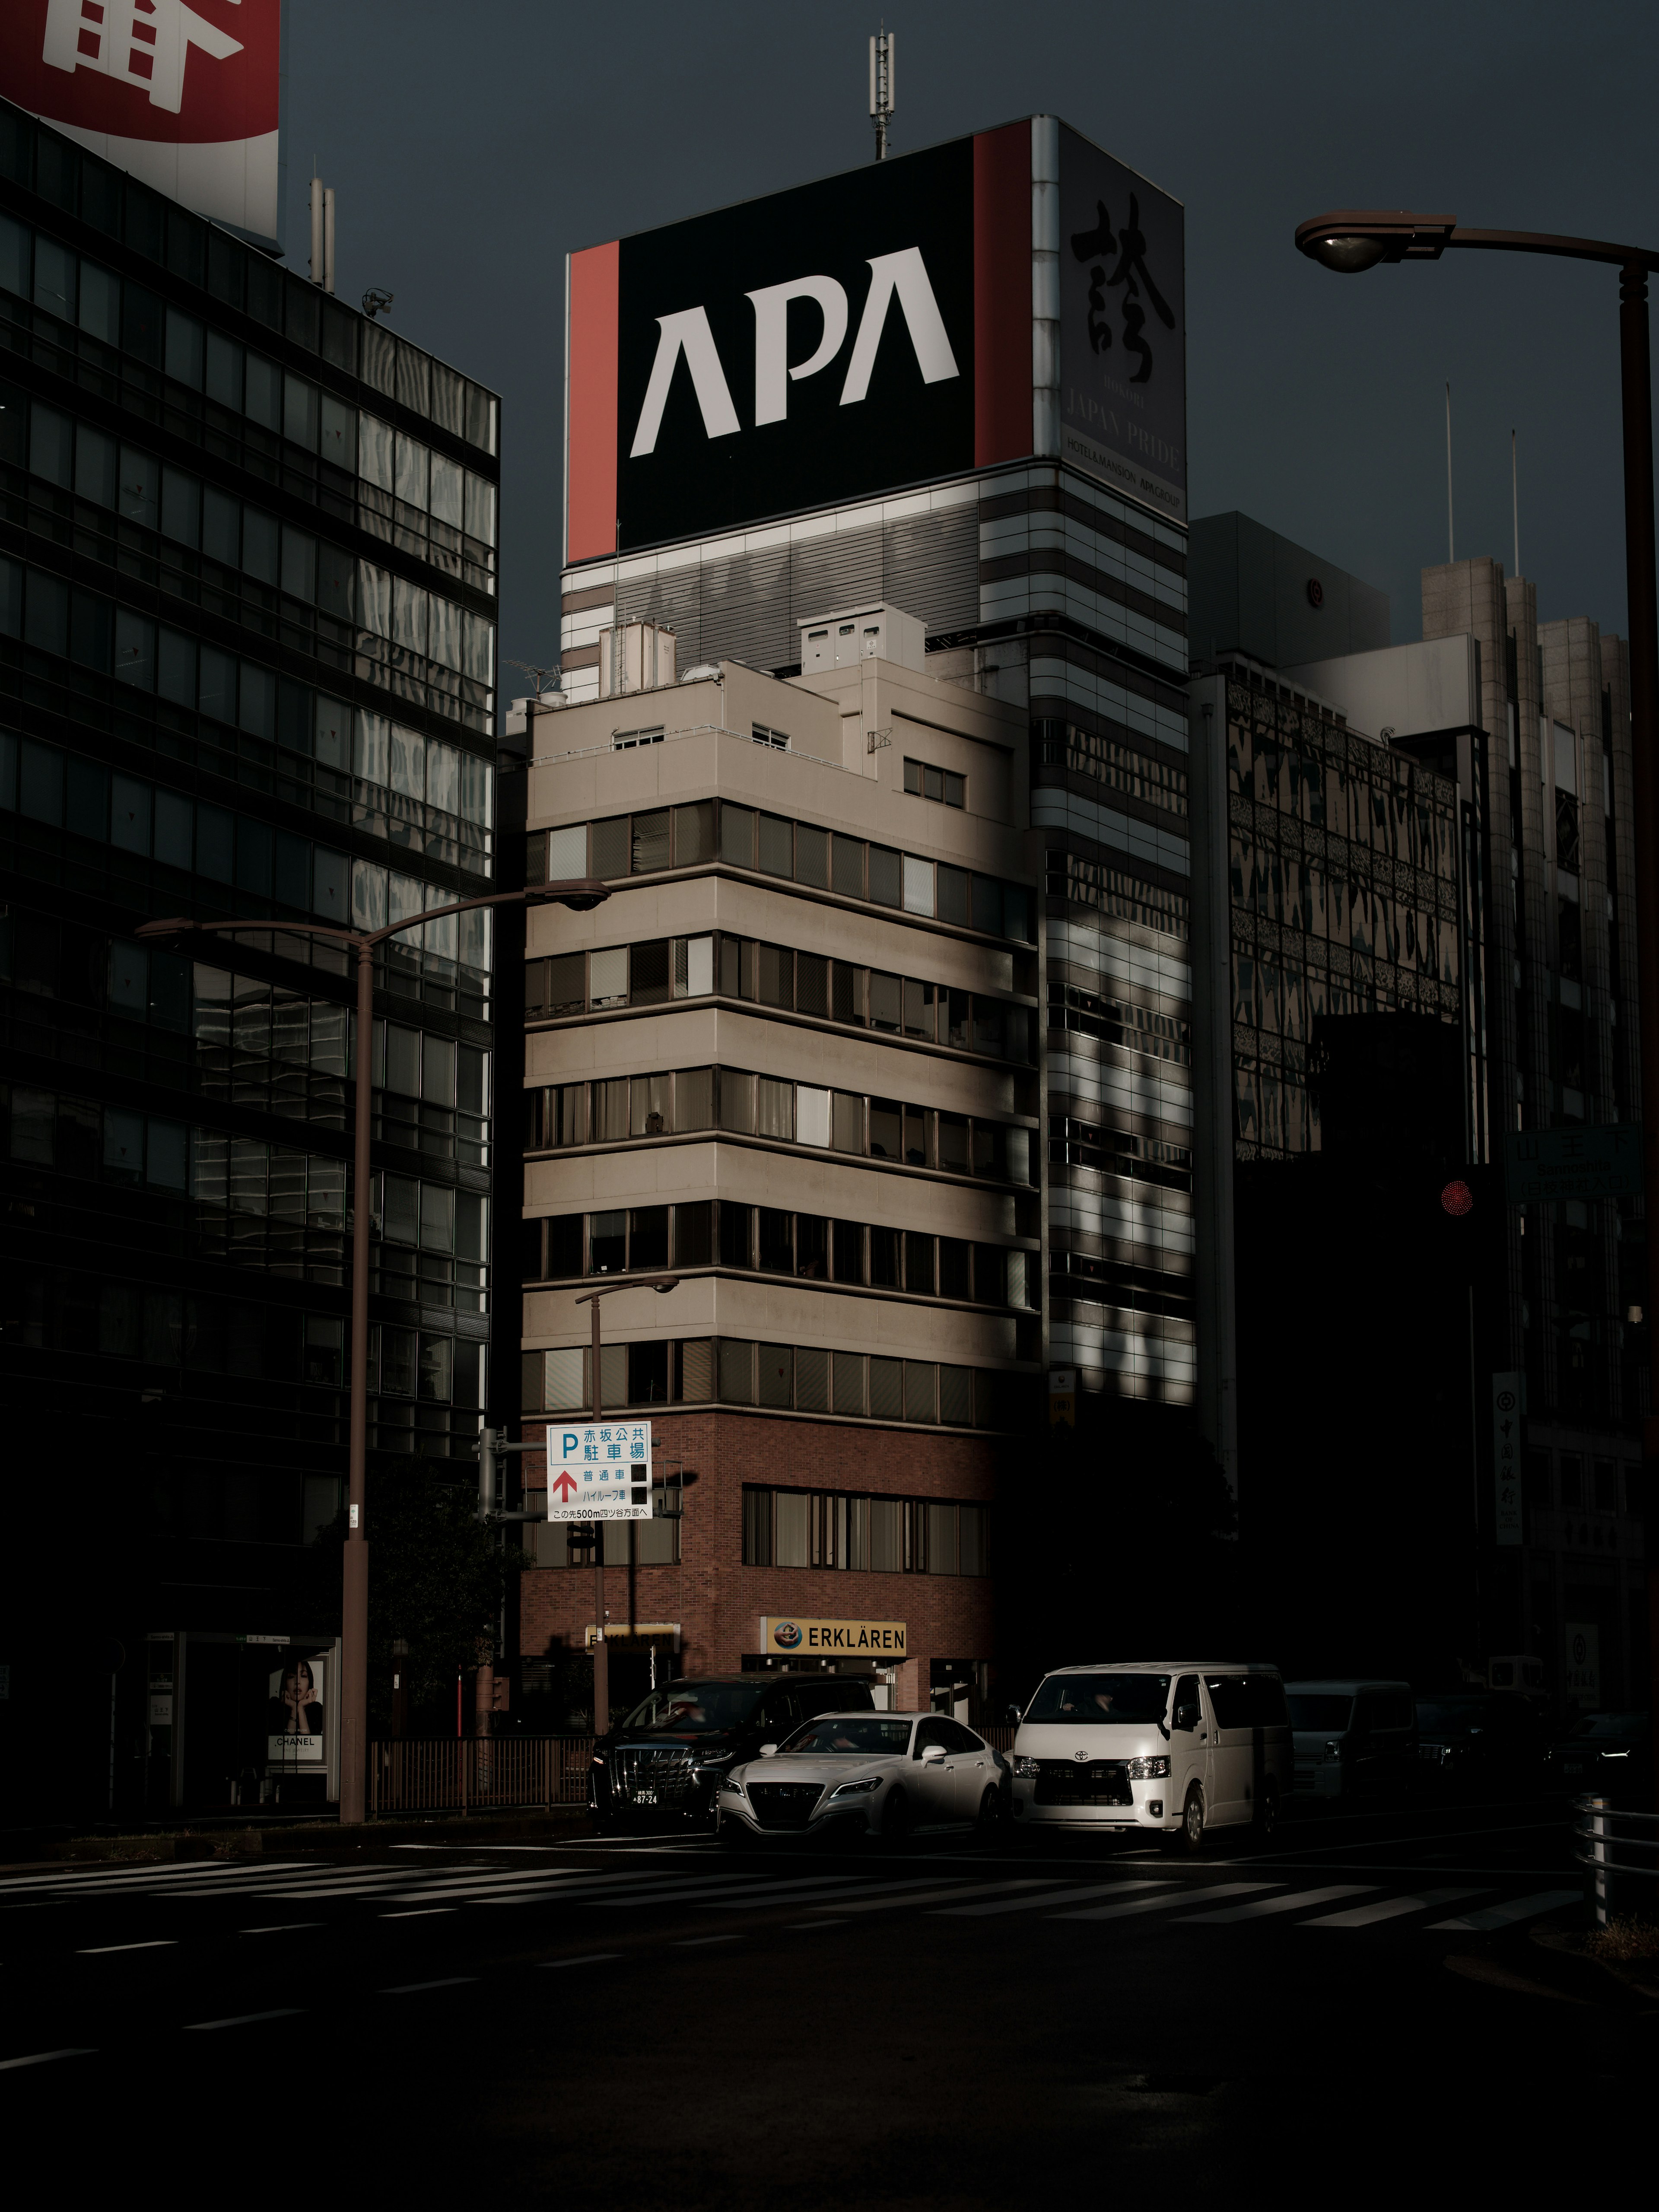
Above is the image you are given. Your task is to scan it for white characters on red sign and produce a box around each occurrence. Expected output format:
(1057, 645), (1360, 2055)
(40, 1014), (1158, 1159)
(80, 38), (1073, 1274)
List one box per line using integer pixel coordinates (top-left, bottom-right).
(41, 0), (242, 118)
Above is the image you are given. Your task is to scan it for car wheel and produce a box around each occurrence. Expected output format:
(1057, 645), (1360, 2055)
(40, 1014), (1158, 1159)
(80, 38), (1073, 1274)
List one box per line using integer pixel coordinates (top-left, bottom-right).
(1253, 1781), (1278, 1844)
(1163, 1783), (1205, 1854)
(976, 1784), (1003, 1837)
(881, 1787), (913, 1845)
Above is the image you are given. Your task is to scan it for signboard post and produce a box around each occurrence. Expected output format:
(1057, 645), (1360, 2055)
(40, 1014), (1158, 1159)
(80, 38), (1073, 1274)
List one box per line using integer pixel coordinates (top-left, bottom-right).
(1491, 1372), (1522, 1547)
(542, 1421), (654, 1521)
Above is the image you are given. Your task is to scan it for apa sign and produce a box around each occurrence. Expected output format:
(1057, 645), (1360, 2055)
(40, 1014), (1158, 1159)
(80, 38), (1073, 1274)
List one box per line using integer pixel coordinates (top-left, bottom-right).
(566, 119), (1186, 560)
(0, 0), (281, 248)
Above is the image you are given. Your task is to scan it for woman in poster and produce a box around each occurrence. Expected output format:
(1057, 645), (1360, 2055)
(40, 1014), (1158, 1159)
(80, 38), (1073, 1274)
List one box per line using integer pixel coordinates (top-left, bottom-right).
(270, 1658), (324, 1739)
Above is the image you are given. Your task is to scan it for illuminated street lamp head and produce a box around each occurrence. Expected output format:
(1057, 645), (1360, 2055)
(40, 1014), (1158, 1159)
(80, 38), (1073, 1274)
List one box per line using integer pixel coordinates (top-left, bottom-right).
(1295, 210), (1458, 272)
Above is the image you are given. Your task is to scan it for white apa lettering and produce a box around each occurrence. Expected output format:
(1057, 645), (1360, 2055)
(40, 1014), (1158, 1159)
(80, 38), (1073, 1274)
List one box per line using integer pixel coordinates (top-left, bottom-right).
(840, 249), (960, 406)
(629, 308), (742, 458)
(746, 276), (849, 426)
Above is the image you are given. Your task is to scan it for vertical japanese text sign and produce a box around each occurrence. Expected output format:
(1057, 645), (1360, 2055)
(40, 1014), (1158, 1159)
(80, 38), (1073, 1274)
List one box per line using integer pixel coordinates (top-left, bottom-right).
(1491, 1373), (1522, 1548)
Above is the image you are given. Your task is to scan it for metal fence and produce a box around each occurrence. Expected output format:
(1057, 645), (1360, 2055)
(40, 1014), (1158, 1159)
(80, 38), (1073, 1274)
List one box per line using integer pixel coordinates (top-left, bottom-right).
(369, 1736), (595, 1816)
(1574, 1793), (1659, 1926)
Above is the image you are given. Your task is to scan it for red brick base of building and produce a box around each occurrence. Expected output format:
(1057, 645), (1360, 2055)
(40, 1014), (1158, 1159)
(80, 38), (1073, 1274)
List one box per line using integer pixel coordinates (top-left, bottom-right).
(518, 1408), (998, 1710)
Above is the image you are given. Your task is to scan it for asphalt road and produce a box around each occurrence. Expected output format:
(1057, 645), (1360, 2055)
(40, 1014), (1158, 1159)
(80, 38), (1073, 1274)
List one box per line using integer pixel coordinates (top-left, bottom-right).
(0, 1793), (1647, 2202)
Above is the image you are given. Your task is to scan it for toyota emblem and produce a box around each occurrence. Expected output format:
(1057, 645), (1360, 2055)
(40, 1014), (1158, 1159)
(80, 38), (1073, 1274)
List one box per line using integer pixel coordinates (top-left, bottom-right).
(1074, 1749), (1089, 1762)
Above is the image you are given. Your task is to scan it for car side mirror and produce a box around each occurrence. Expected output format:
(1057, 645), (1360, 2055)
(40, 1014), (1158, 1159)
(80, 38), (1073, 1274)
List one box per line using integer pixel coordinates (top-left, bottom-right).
(922, 1744), (947, 1764)
(1005, 1704), (1023, 1726)
(760, 1743), (778, 1757)
(1173, 1706), (1198, 1732)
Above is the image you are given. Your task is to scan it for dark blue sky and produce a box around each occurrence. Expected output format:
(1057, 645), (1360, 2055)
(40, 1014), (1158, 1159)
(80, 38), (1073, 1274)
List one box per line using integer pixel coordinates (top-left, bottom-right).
(281, 0), (1659, 681)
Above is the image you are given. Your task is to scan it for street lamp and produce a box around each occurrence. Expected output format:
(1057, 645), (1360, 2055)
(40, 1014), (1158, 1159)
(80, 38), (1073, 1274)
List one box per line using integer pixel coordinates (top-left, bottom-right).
(138, 876), (609, 1823)
(1295, 207), (1659, 1771)
(569, 1276), (680, 1733)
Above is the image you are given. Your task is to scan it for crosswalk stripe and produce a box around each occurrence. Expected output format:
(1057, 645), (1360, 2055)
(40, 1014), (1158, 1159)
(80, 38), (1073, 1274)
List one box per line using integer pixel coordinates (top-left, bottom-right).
(369, 1869), (658, 1902)
(702, 1877), (945, 1912)
(1302, 1888), (1487, 1928)
(606, 1874), (872, 1910)
(0, 1861), (304, 1893)
(1054, 1881), (1279, 1923)
(0, 1862), (312, 1898)
(1179, 1885), (1375, 1924)
(937, 1880), (1167, 1919)
(825, 1878), (1057, 1915)
(1426, 1888), (1580, 1932)
(391, 1870), (748, 1908)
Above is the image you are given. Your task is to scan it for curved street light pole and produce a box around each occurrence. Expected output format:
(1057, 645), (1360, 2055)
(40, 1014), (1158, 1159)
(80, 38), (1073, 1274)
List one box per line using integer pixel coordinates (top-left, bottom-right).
(1296, 212), (1659, 1777)
(139, 877), (609, 1823)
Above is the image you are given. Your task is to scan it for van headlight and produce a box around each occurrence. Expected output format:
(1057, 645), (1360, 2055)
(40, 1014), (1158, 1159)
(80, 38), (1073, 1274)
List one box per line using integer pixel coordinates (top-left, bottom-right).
(829, 1776), (882, 1799)
(1013, 1756), (1041, 1778)
(1127, 1756), (1170, 1780)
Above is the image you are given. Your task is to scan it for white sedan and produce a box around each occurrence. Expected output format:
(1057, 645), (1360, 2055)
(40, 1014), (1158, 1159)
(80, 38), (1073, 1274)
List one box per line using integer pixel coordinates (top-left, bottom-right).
(716, 1711), (1007, 1843)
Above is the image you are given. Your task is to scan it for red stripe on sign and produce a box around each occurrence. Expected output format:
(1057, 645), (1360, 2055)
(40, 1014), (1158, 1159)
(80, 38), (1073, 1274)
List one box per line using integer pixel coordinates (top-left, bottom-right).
(567, 241), (620, 562)
(973, 123), (1032, 468)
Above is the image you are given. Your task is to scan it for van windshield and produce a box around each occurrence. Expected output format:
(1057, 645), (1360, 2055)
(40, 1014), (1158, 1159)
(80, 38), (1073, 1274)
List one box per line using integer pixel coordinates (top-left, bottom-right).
(1025, 1673), (1171, 1725)
(1287, 1694), (1354, 1731)
(620, 1684), (761, 1735)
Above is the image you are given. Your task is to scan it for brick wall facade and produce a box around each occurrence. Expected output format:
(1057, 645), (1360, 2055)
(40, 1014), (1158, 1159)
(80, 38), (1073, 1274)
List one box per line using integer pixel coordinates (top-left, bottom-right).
(519, 1409), (998, 1688)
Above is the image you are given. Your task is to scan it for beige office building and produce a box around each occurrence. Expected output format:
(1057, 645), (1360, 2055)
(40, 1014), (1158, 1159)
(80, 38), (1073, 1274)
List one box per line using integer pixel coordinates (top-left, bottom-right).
(515, 617), (1042, 1716)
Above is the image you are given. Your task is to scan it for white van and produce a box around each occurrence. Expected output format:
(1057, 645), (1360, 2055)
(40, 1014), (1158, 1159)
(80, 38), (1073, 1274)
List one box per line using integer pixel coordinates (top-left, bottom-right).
(1009, 1661), (1293, 1849)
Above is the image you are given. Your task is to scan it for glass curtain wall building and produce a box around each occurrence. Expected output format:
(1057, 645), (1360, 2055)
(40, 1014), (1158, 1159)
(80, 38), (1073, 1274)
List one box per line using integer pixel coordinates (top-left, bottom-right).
(0, 100), (501, 1821)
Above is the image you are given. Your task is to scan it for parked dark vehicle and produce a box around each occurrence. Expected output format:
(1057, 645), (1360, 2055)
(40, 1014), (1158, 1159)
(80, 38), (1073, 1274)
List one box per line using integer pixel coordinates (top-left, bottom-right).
(589, 1675), (876, 1830)
(1286, 1679), (1417, 1800)
(1414, 1690), (1548, 1792)
(1545, 1711), (1652, 1805)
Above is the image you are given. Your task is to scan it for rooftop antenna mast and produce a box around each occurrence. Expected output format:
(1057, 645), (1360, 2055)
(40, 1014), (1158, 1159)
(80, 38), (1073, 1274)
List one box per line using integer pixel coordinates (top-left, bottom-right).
(869, 27), (895, 161)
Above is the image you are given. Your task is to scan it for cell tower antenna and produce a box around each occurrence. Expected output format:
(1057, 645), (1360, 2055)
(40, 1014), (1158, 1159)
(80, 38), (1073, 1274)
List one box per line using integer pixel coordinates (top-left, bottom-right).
(869, 27), (895, 161)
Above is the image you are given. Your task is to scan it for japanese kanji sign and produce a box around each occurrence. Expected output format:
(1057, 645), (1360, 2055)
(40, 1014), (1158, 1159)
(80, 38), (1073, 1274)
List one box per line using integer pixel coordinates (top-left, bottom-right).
(0, 0), (282, 248)
(1058, 125), (1186, 524)
(543, 1421), (653, 1522)
(1491, 1372), (1522, 1549)
(1503, 1124), (1643, 1203)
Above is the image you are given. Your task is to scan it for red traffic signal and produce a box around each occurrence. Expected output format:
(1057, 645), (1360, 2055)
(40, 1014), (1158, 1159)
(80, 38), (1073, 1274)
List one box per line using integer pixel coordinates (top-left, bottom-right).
(1440, 1179), (1474, 1217)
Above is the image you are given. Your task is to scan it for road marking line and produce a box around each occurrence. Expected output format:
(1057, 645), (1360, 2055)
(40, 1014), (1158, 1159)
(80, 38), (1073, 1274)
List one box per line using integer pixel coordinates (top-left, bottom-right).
(1427, 1888), (1581, 1931)
(826, 1878), (1056, 1914)
(1302, 1888), (1486, 1928)
(1179, 1885), (1375, 1923)
(379, 1908), (456, 1920)
(673, 1934), (741, 1946)
(539, 1954), (620, 1968)
(0, 2048), (96, 2070)
(1055, 1881), (1281, 1922)
(790, 1920), (848, 1929)
(381, 1977), (478, 1994)
(183, 2009), (305, 2031)
(240, 1924), (323, 1935)
(700, 1878), (918, 1910)
(76, 1939), (178, 1954)
(937, 1880), (1166, 1919)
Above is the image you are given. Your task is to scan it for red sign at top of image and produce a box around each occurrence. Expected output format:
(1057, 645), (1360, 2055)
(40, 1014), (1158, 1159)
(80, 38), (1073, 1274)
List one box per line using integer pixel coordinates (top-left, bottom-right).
(0, 0), (279, 146)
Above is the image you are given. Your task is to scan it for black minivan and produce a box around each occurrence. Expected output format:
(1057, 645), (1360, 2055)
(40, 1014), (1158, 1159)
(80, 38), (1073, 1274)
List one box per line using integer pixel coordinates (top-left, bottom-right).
(590, 1674), (877, 1829)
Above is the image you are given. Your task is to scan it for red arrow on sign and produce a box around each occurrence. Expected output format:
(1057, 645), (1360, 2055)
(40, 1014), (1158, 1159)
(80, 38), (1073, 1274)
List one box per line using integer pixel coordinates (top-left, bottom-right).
(550, 1470), (579, 1502)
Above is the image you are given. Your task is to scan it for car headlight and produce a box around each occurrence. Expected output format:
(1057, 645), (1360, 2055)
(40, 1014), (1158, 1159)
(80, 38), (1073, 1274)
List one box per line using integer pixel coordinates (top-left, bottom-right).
(829, 1776), (882, 1799)
(591, 1756), (606, 1769)
(718, 1777), (745, 1797)
(1127, 1756), (1170, 1781)
(1013, 1755), (1041, 1778)
(696, 1751), (734, 1768)
(1321, 1740), (1343, 1761)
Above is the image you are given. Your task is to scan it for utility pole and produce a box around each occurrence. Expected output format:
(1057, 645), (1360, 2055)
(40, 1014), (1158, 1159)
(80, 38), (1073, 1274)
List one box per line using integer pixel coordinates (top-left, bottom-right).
(869, 28), (895, 162)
